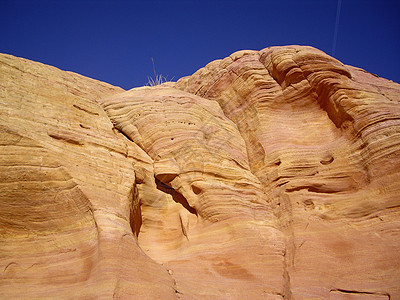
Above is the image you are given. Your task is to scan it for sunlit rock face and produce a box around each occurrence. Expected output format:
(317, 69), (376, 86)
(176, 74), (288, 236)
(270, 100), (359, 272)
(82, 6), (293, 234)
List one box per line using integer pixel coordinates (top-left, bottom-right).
(1, 46), (399, 299)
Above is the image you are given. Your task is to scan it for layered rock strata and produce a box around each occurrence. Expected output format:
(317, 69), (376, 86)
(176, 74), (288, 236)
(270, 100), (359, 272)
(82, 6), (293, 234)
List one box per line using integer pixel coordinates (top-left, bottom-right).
(1, 46), (399, 299)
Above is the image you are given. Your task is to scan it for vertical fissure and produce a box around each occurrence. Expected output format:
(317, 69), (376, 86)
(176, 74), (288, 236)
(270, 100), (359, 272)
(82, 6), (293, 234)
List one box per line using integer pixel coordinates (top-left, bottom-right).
(129, 183), (142, 238)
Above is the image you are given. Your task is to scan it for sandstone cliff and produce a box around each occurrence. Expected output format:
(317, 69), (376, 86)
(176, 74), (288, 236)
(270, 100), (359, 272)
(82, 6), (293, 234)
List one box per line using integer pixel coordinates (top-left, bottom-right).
(1, 46), (399, 299)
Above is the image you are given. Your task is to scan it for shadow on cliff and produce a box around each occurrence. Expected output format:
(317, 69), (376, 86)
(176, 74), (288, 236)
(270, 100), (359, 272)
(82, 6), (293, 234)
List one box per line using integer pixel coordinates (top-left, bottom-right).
(155, 176), (197, 215)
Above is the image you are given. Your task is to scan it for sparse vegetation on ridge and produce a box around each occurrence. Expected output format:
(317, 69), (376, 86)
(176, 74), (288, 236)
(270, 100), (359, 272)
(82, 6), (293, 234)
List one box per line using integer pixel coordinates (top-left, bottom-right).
(147, 58), (172, 86)
(147, 73), (168, 86)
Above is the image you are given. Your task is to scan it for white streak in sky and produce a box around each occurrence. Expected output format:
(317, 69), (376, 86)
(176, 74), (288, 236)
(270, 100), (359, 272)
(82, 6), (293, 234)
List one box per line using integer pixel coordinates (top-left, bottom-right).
(332, 0), (342, 56)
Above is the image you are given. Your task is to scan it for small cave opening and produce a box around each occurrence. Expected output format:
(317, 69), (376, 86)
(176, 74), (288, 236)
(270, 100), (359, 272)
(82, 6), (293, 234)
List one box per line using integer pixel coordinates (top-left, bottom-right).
(192, 185), (202, 195)
(155, 176), (197, 215)
(320, 155), (334, 165)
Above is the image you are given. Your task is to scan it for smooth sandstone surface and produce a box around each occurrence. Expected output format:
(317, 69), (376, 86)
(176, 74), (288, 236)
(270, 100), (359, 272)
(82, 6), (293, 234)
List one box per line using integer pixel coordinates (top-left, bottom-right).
(0, 46), (399, 299)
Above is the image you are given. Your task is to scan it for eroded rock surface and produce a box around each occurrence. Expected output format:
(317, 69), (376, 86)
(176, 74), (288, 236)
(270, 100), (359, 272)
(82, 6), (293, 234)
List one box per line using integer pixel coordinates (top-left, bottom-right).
(1, 46), (399, 299)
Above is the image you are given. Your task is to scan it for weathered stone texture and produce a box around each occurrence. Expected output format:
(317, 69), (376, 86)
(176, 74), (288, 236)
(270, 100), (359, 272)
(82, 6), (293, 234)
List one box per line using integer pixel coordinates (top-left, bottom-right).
(1, 46), (399, 299)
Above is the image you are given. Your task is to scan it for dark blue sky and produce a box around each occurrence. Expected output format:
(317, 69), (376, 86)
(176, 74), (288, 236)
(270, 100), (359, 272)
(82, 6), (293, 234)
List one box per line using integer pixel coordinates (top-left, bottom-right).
(1, 0), (399, 89)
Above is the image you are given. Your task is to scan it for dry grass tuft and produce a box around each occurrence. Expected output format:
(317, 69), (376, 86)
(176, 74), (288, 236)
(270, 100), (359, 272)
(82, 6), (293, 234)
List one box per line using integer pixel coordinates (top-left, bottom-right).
(147, 74), (168, 86)
(147, 58), (172, 86)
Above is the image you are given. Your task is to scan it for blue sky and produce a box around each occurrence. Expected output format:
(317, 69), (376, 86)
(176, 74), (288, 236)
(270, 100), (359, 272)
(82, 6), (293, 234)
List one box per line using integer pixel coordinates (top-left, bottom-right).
(1, 0), (399, 89)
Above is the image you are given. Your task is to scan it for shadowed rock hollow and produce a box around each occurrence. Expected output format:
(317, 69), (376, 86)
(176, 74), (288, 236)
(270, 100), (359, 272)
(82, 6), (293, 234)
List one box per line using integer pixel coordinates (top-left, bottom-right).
(1, 46), (399, 299)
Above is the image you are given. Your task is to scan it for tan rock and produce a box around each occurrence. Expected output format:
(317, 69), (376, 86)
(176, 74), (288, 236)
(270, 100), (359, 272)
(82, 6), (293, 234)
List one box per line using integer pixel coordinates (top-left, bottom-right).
(0, 46), (399, 299)
(0, 54), (174, 299)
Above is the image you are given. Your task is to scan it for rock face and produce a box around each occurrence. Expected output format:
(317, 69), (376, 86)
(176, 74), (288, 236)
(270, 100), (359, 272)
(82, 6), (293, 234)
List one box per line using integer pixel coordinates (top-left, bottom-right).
(0, 46), (399, 299)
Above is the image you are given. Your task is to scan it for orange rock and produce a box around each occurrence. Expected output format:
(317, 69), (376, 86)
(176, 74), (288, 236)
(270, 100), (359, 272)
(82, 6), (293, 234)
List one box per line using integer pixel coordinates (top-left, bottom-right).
(175, 46), (400, 298)
(0, 54), (174, 299)
(0, 46), (399, 299)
